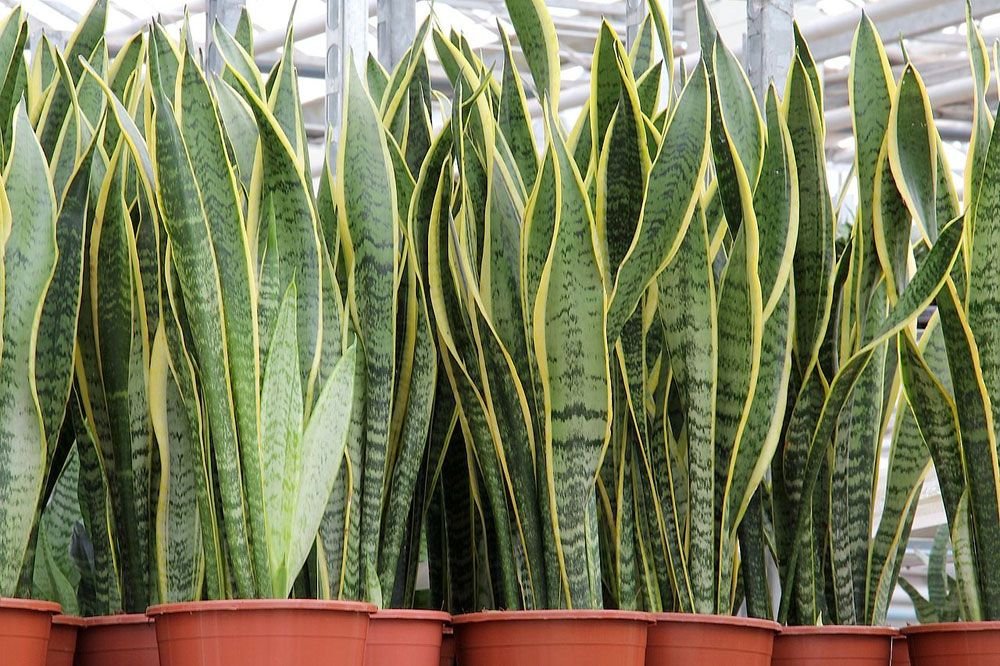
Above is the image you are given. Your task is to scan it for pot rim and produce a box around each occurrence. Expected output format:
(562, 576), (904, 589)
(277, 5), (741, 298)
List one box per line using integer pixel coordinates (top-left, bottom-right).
(452, 609), (653, 625)
(52, 615), (87, 627)
(779, 625), (898, 637)
(652, 612), (781, 632)
(147, 599), (376, 617)
(901, 621), (1000, 636)
(372, 609), (452, 622)
(83, 613), (153, 628)
(0, 598), (61, 614)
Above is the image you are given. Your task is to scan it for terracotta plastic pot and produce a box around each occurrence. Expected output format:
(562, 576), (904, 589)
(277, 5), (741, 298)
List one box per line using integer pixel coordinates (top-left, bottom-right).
(439, 626), (455, 666)
(148, 599), (374, 666)
(453, 610), (650, 666)
(364, 610), (451, 666)
(0, 598), (60, 666)
(645, 613), (779, 666)
(772, 625), (897, 665)
(892, 635), (911, 666)
(46, 615), (84, 666)
(902, 621), (1000, 665)
(75, 614), (159, 666)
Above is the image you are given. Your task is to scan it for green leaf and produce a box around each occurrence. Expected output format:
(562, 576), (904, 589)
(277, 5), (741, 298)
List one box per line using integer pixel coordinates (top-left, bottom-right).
(0, 106), (58, 596)
(503, 0), (560, 107)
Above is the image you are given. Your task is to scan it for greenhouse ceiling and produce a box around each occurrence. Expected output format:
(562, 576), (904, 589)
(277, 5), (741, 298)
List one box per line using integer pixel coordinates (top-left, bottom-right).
(14, 0), (1000, 160)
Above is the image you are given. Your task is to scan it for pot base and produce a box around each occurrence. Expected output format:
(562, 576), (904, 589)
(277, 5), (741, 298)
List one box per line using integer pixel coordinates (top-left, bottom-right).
(47, 616), (84, 666)
(148, 600), (374, 666)
(646, 613), (779, 666)
(76, 614), (159, 666)
(0, 598), (60, 666)
(364, 610), (450, 666)
(453, 610), (650, 666)
(773, 626), (896, 665)
(903, 621), (1000, 665)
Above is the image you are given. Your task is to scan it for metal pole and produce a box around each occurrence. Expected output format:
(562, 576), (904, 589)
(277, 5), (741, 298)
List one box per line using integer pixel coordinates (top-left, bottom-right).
(327, 0), (368, 167)
(745, 0), (794, 104)
(626, 0), (646, 50)
(206, 0), (244, 73)
(377, 0), (415, 71)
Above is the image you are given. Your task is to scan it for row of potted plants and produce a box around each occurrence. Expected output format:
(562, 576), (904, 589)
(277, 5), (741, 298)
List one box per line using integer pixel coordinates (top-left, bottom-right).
(0, 0), (996, 663)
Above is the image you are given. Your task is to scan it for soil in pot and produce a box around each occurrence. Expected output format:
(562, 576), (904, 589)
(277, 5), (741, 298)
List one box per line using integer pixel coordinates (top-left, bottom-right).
(75, 614), (159, 666)
(364, 610), (451, 666)
(645, 613), (779, 666)
(892, 635), (911, 666)
(0, 598), (60, 666)
(772, 626), (896, 665)
(903, 621), (1000, 665)
(46, 615), (84, 666)
(453, 610), (650, 666)
(439, 626), (455, 666)
(148, 600), (374, 666)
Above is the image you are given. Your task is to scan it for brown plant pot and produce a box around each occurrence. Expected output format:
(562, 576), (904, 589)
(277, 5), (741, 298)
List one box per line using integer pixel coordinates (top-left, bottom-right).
(364, 610), (451, 666)
(439, 626), (455, 666)
(645, 613), (779, 666)
(892, 635), (911, 666)
(902, 621), (1000, 665)
(46, 615), (84, 666)
(75, 614), (159, 666)
(0, 598), (60, 666)
(147, 599), (374, 666)
(453, 610), (650, 666)
(772, 626), (897, 665)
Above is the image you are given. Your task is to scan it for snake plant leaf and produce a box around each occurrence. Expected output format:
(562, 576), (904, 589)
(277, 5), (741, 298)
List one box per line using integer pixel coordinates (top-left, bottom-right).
(214, 22), (265, 99)
(709, 37), (764, 233)
(175, 50), (269, 590)
(0, 106), (58, 596)
(793, 23), (823, 119)
(336, 61), (399, 605)
(378, 263), (437, 601)
(889, 65), (938, 242)
(367, 55), (390, 105)
(628, 16), (655, 76)
(597, 42), (650, 285)
(646, 0), (674, 100)
(786, 56), (835, 368)
(214, 77), (260, 193)
(636, 66), (662, 120)
(939, 275), (1000, 613)
(32, 448), (83, 614)
(658, 202), (717, 613)
(966, 2), (993, 215)
(587, 22), (625, 176)
(150, 78), (257, 599)
(498, 27), (538, 188)
(283, 343), (358, 598)
(952, 490), (985, 620)
(534, 109), (611, 609)
(606, 64), (710, 343)
(91, 141), (154, 612)
(503, 0), (560, 108)
(0, 7), (26, 151)
(108, 31), (145, 103)
(37, 0), (106, 158)
(260, 283), (303, 596)
(266, 26), (311, 180)
(149, 323), (203, 603)
(228, 65), (323, 399)
(900, 328), (965, 531)
(37, 131), (96, 458)
(721, 87), (796, 556)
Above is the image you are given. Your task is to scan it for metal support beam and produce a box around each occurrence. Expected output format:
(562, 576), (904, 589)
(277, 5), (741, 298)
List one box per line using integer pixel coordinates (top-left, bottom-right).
(377, 0), (415, 71)
(626, 0), (646, 50)
(745, 0), (793, 104)
(327, 0), (368, 167)
(206, 0), (244, 73)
